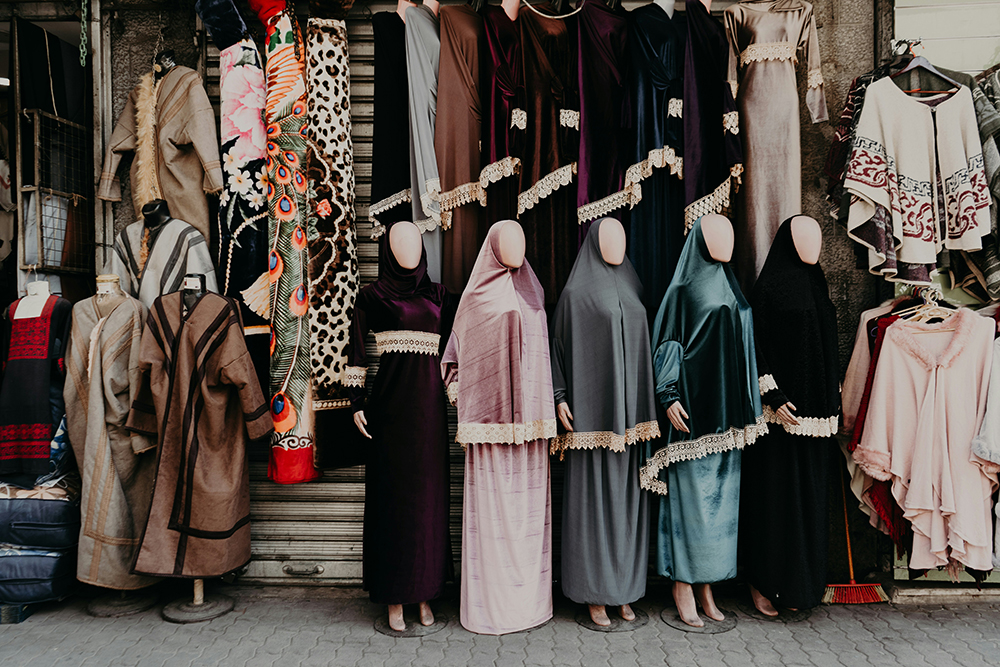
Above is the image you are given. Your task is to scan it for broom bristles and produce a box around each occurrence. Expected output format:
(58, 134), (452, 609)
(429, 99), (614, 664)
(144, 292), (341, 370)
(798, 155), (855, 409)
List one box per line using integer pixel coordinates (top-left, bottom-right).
(822, 582), (890, 605)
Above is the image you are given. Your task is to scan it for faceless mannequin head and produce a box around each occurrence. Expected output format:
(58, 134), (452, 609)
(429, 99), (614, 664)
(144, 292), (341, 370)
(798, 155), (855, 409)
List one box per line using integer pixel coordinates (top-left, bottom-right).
(598, 218), (626, 266)
(498, 220), (526, 269)
(699, 0), (711, 10)
(389, 221), (423, 270)
(701, 214), (734, 263)
(790, 215), (822, 265)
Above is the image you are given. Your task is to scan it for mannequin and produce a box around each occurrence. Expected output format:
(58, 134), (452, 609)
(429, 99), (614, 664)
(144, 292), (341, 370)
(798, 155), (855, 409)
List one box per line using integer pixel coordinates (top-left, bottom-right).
(653, 0), (675, 17)
(142, 199), (171, 230)
(352, 220), (436, 632)
(498, 220), (526, 269)
(501, 0), (519, 20)
(183, 274), (207, 315)
(701, 213), (734, 263)
(557, 218), (627, 432)
(664, 213), (734, 628)
(598, 217), (626, 266)
(153, 49), (177, 80)
(749, 214), (824, 444)
(699, 0), (711, 10)
(397, 0), (417, 20)
(790, 215), (822, 266)
(15, 279), (52, 319)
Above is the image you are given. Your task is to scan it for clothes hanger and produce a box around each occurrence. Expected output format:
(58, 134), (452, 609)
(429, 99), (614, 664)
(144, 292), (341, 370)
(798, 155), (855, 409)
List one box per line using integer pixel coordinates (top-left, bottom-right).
(521, 0), (584, 19)
(890, 53), (962, 95)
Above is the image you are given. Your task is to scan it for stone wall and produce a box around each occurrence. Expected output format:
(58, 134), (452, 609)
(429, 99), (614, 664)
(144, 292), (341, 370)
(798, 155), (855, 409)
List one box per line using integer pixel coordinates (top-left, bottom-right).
(807, 0), (886, 582)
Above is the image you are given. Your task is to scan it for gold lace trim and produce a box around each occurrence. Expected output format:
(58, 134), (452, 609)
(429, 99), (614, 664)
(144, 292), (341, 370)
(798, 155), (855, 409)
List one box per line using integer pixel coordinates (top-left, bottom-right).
(682, 165), (742, 232)
(519, 163), (577, 214)
(758, 374), (779, 395)
(728, 80), (739, 99)
(438, 180), (485, 217)
(479, 156), (522, 189)
(369, 188), (411, 221)
(668, 98), (683, 118)
(315, 398), (351, 409)
(762, 407), (839, 438)
(456, 418), (557, 446)
(413, 218), (440, 234)
(560, 109), (579, 130)
(723, 111), (739, 135)
(549, 420), (661, 459)
(639, 414), (768, 495)
(343, 366), (367, 387)
(740, 41), (796, 66)
(578, 143), (684, 224)
(511, 108), (527, 131)
(418, 178), (442, 227)
(373, 330), (440, 356)
(447, 382), (458, 406)
(807, 68), (824, 89)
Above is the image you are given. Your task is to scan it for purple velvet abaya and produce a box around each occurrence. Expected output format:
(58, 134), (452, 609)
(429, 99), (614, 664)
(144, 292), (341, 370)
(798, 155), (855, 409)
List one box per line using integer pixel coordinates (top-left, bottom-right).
(346, 221), (453, 606)
(576, 0), (631, 238)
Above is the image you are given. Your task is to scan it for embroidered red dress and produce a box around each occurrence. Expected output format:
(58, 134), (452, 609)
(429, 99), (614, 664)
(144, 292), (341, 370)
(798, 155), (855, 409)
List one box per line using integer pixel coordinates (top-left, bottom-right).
(0, 295), (73, 482)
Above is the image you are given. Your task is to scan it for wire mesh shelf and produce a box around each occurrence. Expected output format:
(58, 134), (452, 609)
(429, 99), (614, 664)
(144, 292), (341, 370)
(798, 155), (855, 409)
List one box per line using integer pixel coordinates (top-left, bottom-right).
(19, 109), (94, 274)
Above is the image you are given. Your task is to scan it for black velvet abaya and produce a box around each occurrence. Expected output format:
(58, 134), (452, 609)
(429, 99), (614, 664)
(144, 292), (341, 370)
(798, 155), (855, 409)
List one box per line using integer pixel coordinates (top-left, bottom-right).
(740, 218), (840, 610)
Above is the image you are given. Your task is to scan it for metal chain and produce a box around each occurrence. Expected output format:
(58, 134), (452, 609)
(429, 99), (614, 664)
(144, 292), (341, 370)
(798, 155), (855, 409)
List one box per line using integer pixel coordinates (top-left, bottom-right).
(79, 0), (89, 66)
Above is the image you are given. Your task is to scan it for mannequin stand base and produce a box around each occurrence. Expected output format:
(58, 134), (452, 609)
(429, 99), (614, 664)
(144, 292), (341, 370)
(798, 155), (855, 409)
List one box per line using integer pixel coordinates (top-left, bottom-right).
(660, 607), (737, 634)
(575, 606), (649, 633)
(162, 594), (234, 624)
(374, 611), (448, 638)
(736, 600), (812, 623)
(87, 591), (158, 618)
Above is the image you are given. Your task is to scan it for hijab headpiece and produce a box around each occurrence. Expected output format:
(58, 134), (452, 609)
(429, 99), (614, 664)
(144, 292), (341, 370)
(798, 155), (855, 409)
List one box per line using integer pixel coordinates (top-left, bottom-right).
(442, 221), (555, 446)
(370, 220), (437, 301)
(641, 218), (765, 495)
(549, 219), (660, 458)
(750, 217), (840, 436)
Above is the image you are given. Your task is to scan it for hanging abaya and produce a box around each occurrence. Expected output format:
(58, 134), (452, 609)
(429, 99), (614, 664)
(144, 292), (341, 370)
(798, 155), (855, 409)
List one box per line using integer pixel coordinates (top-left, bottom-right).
(627, 3), (686, 311)
(741, 218), (840, 609)
(550, 218), (659, 606)
(442, 221), (555, 635)
(405, 4), (443, 280)
(370, 11), (412, 229)
(518, 3), (579, 304)
(346, 221), (451, 606)
(641, 218), (765, 584)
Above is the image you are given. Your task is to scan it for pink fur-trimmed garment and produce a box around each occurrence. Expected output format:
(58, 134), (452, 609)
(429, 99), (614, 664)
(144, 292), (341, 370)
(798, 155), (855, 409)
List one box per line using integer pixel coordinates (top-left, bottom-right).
(853, 308), (999, 571)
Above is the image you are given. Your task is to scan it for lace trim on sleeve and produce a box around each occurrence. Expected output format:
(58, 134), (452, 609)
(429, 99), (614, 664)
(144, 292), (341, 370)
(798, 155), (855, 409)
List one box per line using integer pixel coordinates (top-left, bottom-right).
(438, 180), (486, 223)
(758, 374), (779, 395)
(447, 382), (458, 406)
(578, 145), (683, 224)
(368, 189), (411, 235)
(456, 418), (557, 447)
(639, 415), (768, 495)
(549, 420), (660, 459)
(343, 366), (367, 387)
(723, 111), (740, 135)
(682, 166), (742, 232)
(559, 109), (580, 130)
(740, 41), (797, 66)
(511, 108), (527, 131)
(479, 156), (522, 190)
(762, 407), (839, 438)
(668, 98), (683, 118)
(518, 163), (577, 214)
(807, 68), (824, 89)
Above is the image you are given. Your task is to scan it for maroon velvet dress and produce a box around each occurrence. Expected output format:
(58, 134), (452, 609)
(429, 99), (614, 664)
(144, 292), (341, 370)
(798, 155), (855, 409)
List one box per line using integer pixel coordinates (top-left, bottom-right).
(576, 0), (631, 240)
(346, 222), (454, 605)
(519, 3), (578, 305)
(480, 4), (524, 227)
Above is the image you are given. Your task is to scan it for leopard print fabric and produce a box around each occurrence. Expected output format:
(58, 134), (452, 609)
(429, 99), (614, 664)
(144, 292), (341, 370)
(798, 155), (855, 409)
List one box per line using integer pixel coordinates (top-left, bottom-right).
(306, 18), (359, 409)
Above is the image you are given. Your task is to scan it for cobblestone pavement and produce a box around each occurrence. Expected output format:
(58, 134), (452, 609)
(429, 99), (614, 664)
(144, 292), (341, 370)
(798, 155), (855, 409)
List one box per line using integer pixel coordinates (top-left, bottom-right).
(3, 584), (1000, 666)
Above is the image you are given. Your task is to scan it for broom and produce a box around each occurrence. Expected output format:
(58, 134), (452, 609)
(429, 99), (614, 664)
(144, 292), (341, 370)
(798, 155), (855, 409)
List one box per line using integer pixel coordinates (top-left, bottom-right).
(822, 463), (890, 604)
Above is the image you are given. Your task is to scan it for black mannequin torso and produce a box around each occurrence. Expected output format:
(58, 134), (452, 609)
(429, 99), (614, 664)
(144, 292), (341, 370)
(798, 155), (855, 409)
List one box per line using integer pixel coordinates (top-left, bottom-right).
(153, 49), (177, 80)
(142, 199), (171, 231)
(182, 273), (206, 315)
